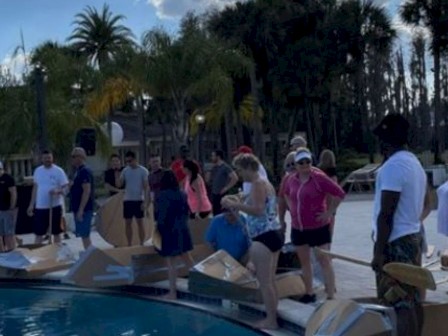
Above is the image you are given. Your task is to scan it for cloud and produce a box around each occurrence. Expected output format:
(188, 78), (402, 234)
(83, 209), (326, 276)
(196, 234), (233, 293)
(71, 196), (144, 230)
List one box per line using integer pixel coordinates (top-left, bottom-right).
(392, 13), (430, 41)
(372, 0), (389, 7)
(147, 0), (243, 19)
(0, 53), (30, 82)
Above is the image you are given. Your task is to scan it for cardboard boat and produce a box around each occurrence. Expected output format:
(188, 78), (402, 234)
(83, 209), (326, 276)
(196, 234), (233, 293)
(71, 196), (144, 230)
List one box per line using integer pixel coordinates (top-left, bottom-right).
(62, 244), (214, 288)
(62, 217), (213, 288)
(0, 244), (75, 278)
(306, 298), (448, 336)
(94, 193), (152, 247)
(188, 249), (306, 303)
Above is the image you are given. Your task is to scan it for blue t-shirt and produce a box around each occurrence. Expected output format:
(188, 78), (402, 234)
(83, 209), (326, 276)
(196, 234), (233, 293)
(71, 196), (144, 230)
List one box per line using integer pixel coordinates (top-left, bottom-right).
(70, 165), (94, 212)
(205, 214), (250, 261)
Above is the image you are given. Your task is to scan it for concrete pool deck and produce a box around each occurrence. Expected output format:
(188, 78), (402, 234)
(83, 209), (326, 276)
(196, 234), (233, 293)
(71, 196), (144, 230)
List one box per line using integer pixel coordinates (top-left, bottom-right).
(9, 194), (448, 335)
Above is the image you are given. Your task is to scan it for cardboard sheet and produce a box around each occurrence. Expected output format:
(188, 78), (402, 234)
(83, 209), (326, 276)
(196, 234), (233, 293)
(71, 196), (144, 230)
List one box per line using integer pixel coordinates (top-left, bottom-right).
(354, 297), (448, 336)
(63, 211), (212, 288)
(62, 244), (214, 288)
(0, 244), (75, 278)
(188, 250), (306, 303)
(94, 193), (153, 247)
(305, 300), (394, 336)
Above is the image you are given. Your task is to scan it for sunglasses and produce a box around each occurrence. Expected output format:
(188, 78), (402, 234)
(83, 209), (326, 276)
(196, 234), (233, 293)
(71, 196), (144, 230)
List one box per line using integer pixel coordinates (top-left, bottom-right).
(296, 159), (311, 166)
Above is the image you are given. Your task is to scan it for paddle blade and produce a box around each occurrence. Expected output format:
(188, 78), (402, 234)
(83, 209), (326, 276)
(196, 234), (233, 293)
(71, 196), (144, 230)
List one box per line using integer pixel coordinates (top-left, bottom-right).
(383, 262), (436, 291)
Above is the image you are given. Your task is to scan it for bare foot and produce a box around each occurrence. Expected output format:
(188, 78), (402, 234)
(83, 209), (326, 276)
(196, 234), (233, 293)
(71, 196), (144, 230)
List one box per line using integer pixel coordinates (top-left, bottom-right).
(253, 318), (278, 330)
(160, 292), (177, 300)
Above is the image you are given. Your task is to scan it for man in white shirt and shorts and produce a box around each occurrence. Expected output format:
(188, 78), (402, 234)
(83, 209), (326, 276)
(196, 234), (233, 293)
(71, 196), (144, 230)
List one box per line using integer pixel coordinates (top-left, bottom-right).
(371, 114), (426, 336)
(27, 150), (69, 244)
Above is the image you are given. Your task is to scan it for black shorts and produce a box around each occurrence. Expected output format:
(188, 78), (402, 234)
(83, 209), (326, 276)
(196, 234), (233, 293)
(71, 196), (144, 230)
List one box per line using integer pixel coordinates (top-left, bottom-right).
(211, 193), (224, 215)
(123, 201), (144, 219)
(34, 206), (63, 236)
(252, 230), (284, 253)
(189, 211), (211, 220)
(291, 225), (331, 247)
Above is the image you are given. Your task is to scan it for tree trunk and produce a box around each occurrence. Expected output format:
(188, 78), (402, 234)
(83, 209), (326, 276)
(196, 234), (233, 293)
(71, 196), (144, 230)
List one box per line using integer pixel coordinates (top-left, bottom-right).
(287, 107), (301, 150)
(161, 122), (168, 164)
(234, 108), (244, 146)
(269, 103), (280, 185)
(434, 45), (442, 163)
(224, 106), (236, 159)
(250, 65), (264, 160)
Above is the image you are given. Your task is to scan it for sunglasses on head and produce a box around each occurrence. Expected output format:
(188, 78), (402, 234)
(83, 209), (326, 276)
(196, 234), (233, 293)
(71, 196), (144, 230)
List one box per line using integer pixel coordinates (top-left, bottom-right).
(296, 159), (311, 166)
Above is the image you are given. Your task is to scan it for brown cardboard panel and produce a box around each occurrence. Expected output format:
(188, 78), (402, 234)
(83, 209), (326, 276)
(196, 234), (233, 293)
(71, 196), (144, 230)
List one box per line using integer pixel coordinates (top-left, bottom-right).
(95, 193), (153, 247)
(422, 302), (448, 336)
(0, 244), (74, 279)
(355, 297), (448, 336)
(305, 300), (393, 336)
(62, 244), (214, 288)
(193, 250), (255, 284)
(62, 245), (155, 287)
(188, 250), (305, 303)
(132, 244), (214, 284)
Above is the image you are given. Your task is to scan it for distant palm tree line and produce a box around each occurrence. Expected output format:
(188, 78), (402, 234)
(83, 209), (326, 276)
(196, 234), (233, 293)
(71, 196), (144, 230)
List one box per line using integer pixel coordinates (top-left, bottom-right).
(1, 0), (448, 179)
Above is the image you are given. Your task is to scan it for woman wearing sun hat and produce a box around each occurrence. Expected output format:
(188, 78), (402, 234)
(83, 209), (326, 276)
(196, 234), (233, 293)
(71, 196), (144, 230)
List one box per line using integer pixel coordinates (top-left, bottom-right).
(281, 147), (345, 303)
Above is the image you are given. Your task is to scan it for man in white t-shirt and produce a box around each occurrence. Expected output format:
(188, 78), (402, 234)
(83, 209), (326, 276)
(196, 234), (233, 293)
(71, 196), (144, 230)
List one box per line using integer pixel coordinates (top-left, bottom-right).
(372, 114), (426, 336)
(27, 150), (69, 244)
(232, 146), (268, 196)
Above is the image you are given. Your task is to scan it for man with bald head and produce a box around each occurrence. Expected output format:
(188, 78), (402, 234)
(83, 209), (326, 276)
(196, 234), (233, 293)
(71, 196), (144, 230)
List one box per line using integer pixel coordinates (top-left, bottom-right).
(70, 147), (94, 249)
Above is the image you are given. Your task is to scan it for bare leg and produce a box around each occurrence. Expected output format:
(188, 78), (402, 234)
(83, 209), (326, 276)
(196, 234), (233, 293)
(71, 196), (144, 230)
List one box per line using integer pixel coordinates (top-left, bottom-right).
(315, 244), (335, 299)
(0, 236), (5, 252)
(296, 245), (313, 295)
(161, 257), (177, 300)
(250, 242), (279, 330)
(396, 306), (420, 336)
(417, 253), (426, 301)
(125, 218), (133, 246)
(135, 219), (146, 245)
(180, 252), (194, 269)
(82, 237), (92, 250)
(4, 235), (15, 251)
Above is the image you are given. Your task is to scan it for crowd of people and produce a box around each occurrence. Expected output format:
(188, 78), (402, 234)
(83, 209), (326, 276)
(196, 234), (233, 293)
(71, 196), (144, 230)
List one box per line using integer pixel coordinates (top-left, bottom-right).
(0, 113), (440, 334)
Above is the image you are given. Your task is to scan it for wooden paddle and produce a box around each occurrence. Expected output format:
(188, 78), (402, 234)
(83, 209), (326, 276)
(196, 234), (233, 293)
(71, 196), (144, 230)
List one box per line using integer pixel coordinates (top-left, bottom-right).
(316, 248), (437, 291)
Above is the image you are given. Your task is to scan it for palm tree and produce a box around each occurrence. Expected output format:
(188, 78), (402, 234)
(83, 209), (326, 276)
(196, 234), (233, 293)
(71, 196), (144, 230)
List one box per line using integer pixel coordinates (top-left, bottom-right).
(68, 4), (134, 70)
(68, 4), (134, 144)
(401, 0), (448, 163)
(142, 14), (250, 155)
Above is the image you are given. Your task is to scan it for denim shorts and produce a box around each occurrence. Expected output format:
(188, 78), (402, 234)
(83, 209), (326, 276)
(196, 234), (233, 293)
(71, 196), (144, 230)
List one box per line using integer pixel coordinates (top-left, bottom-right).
(75, 211), (93, 238)
(0, 210), (16, 236)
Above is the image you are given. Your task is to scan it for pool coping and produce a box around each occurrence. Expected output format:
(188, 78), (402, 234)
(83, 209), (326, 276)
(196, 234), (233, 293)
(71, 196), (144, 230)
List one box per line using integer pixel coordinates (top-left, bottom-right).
(0, 278), (302, 336)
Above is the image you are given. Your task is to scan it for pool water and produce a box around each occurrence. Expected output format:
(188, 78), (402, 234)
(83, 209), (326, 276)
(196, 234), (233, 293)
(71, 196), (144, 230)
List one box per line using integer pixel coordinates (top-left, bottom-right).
(0, 288), (264, 336)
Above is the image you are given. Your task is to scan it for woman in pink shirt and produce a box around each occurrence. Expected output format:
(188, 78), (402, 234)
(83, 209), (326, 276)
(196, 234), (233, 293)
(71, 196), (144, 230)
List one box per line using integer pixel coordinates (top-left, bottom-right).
(281, 148), (345, 303)
(183, 160), (212, 219)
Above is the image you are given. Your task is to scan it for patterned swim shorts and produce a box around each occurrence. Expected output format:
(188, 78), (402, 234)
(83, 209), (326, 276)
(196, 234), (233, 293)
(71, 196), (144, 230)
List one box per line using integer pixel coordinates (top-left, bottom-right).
(375, 233), (422, 308)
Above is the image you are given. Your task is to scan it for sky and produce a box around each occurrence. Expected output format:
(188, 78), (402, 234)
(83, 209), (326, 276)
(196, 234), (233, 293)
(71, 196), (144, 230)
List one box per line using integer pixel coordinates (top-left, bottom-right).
(0, 0), (427, 78)
(0, 0), (242, 74)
